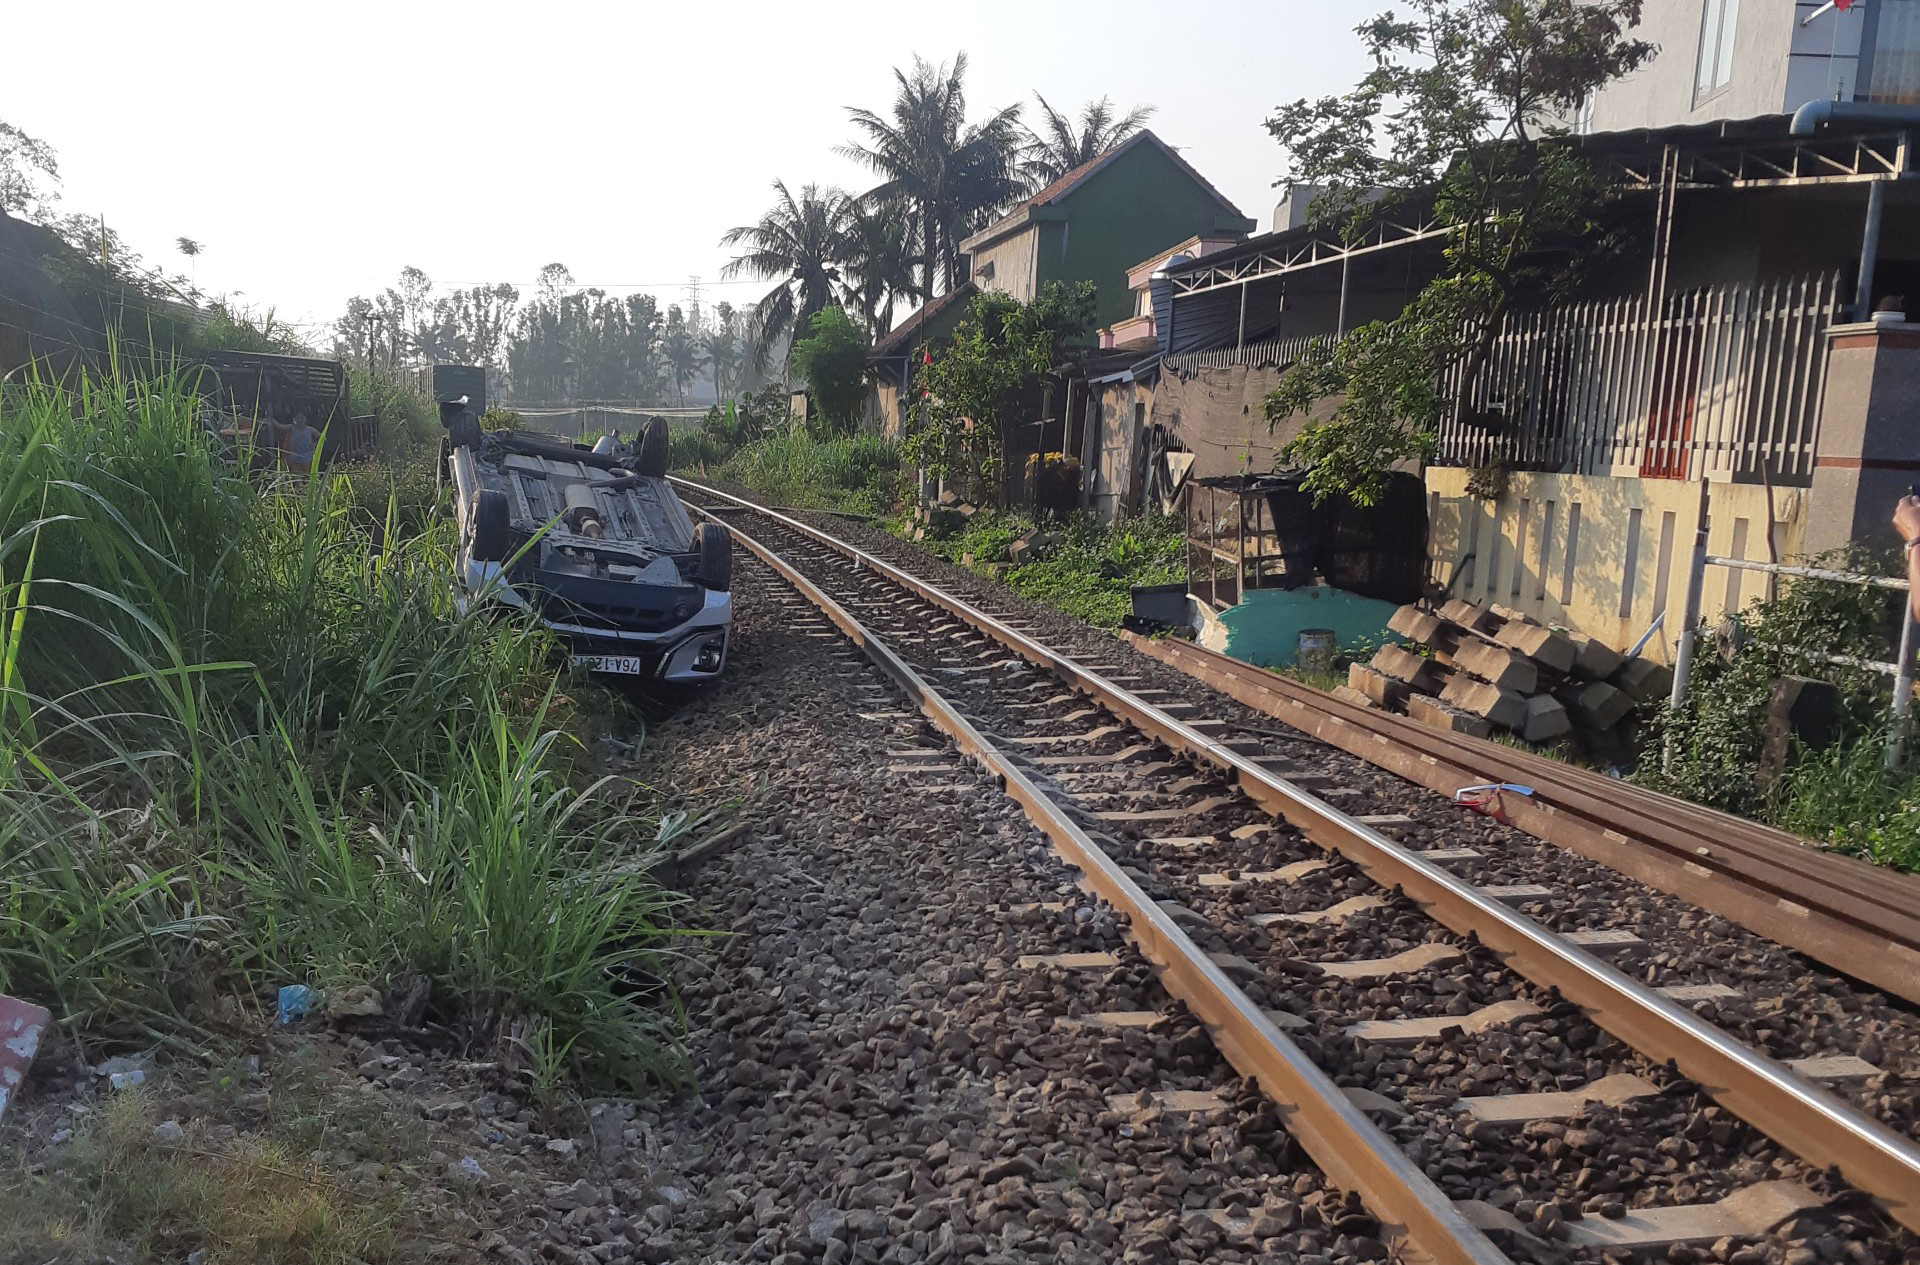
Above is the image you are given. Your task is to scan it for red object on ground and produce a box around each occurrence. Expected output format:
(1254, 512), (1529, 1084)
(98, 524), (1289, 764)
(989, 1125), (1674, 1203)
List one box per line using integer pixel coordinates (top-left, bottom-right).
(0, 993), (51, 1121)
(1837, 1), (1855, 11)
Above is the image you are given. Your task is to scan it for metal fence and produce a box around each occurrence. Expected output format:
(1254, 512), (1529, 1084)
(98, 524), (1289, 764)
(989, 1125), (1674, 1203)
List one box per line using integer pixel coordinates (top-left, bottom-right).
(1436, 271), (1845, 484)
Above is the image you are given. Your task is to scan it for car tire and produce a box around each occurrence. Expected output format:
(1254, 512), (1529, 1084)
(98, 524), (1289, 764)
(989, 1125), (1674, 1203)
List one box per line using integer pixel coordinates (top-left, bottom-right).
(636, 416), (670, 478)
(449, 414), (483, 452)
(695, 520), (732, 592)
(471, 488), (513, 562)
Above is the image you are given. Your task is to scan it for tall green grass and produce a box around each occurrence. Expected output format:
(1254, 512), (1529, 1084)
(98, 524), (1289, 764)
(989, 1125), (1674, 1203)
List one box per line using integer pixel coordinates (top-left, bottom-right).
(0, 368), (686, 1085)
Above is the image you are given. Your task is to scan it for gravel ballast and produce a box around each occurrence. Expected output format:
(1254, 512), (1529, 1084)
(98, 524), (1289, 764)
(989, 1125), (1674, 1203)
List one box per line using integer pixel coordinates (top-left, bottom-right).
(662, 495), (1920, 1264)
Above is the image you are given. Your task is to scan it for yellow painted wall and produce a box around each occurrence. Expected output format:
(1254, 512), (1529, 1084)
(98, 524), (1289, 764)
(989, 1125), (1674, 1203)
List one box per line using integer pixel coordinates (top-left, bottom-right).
(1424, 469), (1807, 662)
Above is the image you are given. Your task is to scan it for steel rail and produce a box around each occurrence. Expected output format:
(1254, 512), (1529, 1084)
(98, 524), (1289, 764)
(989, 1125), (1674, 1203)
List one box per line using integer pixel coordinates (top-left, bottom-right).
(676, 478), (1920, 1235)
(1119, 631), (1920, 1006)
(702, 508), (1508, 1265)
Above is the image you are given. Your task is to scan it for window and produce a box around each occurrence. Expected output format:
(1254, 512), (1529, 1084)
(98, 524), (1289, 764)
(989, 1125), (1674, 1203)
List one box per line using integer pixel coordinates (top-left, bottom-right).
(1695, 0), (1741, 104)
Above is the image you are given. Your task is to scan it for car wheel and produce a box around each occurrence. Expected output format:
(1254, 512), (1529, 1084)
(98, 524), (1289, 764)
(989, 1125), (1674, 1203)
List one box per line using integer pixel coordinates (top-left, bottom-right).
(695, 520), (732, 592)
(636, 416), (670, 478)
(471, 488), (513, 562)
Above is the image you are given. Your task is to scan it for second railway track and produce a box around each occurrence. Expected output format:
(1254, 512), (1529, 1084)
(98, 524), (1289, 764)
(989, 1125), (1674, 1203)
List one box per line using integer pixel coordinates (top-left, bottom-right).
(676, 478), (1920, 1265)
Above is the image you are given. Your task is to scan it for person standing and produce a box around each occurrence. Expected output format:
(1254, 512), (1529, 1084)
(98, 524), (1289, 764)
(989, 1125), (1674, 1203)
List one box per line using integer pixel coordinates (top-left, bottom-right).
(1894, 494), (1920, 622)
(287, 412), (318, 473)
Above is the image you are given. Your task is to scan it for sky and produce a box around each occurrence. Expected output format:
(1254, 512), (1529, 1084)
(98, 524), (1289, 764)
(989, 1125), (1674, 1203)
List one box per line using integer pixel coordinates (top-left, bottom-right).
(2, 0), (1381, 346)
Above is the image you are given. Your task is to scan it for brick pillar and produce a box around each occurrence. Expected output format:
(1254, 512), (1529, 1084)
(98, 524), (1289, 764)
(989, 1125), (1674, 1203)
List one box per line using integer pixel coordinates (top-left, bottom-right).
(1805, 322), (1920, 558)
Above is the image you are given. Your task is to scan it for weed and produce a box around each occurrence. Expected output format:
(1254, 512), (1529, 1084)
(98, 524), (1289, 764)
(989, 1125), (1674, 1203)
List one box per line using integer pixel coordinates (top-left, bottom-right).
(0, 367), (688, 1087)
(906, 509), (1184, 628)
(0, 1089), (402, 1265)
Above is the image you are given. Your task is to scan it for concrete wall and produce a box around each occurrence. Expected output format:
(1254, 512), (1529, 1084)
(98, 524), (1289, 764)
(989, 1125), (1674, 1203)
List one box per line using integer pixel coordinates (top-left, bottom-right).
(1805, 322), (1920, 555)
(1032, 143), (1253, 331)
(1426, 468), (1806, 660)
(970, 230), (1040, 304)
(1585, 0), (1805, 132)
(1088, 379), (1147, 522)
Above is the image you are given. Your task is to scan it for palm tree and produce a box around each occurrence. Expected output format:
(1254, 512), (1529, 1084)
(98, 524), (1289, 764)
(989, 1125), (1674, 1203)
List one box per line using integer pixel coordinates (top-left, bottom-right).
(176, 236), (203, 289)
(663, 322), (706, 407)
(1019, 94), (1157, 191)
(841, 53), (1025, 298)
(721, 180), (850, 373)
(702, 304), (744, 402)
(838, 204), (917, 338)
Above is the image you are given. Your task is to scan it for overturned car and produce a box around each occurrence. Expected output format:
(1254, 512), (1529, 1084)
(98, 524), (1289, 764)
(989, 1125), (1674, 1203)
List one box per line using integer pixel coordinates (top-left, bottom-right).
(445, 412), (732, 681)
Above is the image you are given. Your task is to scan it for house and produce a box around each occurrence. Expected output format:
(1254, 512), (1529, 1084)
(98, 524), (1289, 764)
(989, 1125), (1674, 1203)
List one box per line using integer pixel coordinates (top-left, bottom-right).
(868, 131), (1253, 492)
(1574, 0), (1906, 134)
(1129, 109), (1920, 659)
(1072, 234), (1245, 522)
(867, 281), (975, 438)
(960, 130), (1256, 332)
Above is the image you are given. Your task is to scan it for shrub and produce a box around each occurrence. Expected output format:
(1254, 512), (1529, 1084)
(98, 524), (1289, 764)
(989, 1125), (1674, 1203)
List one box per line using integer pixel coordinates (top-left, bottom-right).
(0, 371), (687, 1086)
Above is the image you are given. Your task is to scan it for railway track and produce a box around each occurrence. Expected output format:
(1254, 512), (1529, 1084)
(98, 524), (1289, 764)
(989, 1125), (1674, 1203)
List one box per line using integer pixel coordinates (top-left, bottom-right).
(675, 478), (1920, 1265)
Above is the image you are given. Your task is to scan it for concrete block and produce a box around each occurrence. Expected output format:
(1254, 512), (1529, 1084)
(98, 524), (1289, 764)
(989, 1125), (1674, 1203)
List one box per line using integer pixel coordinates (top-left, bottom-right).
(1348, 663), (1408, 709)
(1494, 621), (1577, 674)
(1451, 641), (1538, 694)
(1520, 694), (1572, 744)
(1567, 680), (1634, 730)
(1388, 604), (1445, 645)
(1441, 675), (1528, 729)
(1407, 692), (1493, 738)
(1569, 632), (1626, 681)
(1331, 684), (1378, 709)
(0, 993), (51, 1122)
(1370, 644), (1445, 691)
(1611, 656), (1674, 704)
(1439, 598), (1500, 633)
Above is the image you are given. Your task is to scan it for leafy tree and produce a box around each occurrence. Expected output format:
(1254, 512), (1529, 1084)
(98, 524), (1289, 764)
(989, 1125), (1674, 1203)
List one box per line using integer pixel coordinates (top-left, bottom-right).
(910, 281), (1095, 495)
(1262, 0), (1654, 505)
(437, 282), (520, 367)
(841, 54), (1025, 298)
(1019, 94), (1157, 190)
(0, 120), (59, 215)
(720, 180), (849, 372)
(790, 306), (870, 437)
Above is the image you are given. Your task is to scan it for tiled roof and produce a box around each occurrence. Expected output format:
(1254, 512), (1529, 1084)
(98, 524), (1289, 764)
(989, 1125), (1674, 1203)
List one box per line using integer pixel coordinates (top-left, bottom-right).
(871, 281), (977, 358)
(962, 130), (1250, 251)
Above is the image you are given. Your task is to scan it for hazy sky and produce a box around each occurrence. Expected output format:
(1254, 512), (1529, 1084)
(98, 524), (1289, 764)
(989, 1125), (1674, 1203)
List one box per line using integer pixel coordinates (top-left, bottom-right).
(3, 1), (1380, 344)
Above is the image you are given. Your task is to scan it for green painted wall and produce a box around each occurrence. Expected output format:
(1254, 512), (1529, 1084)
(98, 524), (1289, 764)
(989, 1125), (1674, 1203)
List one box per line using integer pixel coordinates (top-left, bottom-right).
(1031, 143), (1254, 331)
(1213, 586), (1403, 669)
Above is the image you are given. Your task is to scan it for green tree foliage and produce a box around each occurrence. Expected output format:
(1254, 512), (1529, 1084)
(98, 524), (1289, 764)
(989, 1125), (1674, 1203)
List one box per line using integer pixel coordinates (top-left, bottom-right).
(721, 181), (849, 373)
(840, 203), (918, 337)
(791, 306), (870, 437)
(1019, 94), (1157, 190)
(504, 286), (668, 402)
(841, 54), (1025, 297)
(909, 281), (1094, 493)
(0, 119), (59, 215)
(1262, 1), (1654, 505)
(663, 303), (706, 406)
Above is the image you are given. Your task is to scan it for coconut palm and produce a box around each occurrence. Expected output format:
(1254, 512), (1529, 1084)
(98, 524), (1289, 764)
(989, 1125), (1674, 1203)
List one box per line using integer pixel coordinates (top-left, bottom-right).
(663, 321), (706, 407)
(702, 302), (744, 401)
(838, 204), (917, 338)
(721, 181), (850, 372)
(841, 53), (1024, 298)
(1019, 94), (1157, 191)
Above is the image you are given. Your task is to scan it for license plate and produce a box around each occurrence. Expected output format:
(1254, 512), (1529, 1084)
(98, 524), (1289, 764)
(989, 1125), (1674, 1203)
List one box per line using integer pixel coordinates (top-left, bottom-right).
(570, 653), (646, 676)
